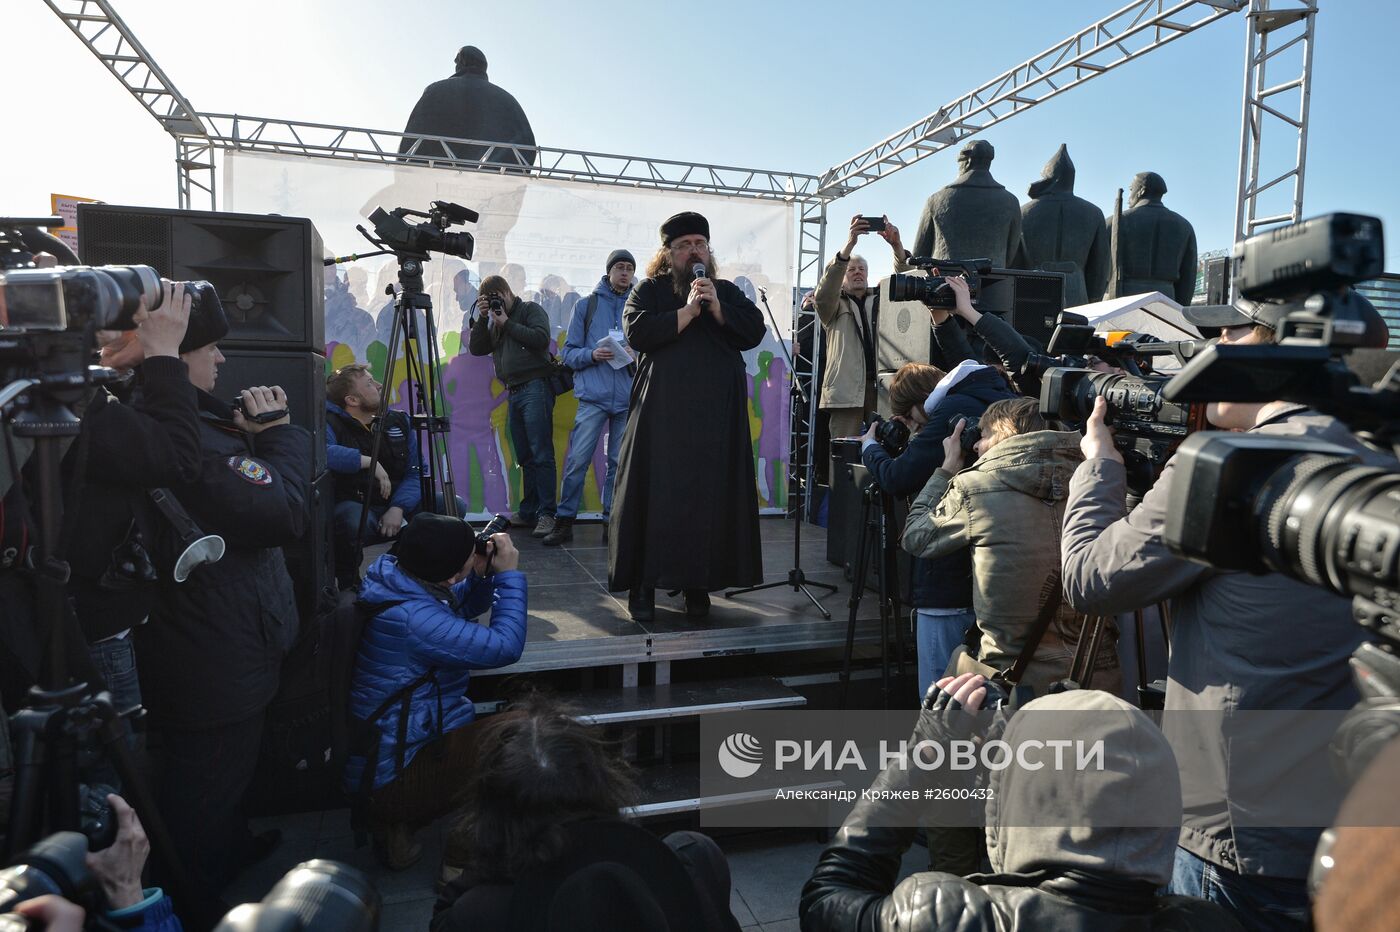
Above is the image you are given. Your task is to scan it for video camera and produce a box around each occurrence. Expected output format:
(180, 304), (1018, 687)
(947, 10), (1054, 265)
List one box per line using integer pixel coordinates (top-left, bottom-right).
(886, 257), (991, 309)
(1159, 212), (1399, 691)
(365, 200), (477, 260)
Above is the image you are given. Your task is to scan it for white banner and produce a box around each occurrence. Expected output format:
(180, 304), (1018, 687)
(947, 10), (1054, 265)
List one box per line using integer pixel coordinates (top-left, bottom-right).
(225, 151), (794, 517)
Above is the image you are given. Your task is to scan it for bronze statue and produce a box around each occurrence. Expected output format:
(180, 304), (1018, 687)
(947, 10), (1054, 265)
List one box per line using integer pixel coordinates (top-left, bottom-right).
(1015, 145), (1109, 307)
(911, 139), (1023, 268)
(1108, 172), (1198, 305)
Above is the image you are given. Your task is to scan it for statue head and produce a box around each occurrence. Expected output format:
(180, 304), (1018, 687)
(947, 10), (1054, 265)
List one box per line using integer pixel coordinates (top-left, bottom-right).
(1130, 172), (1167, 206)
(455, 46), (488, 76)
(957, 139), (996, 174)
(1028, 144), (1075, 199)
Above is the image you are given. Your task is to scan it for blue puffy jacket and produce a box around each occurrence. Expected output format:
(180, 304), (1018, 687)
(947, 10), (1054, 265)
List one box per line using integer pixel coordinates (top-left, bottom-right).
(561, 277), (633, 414)
(344, 554), (528, 792)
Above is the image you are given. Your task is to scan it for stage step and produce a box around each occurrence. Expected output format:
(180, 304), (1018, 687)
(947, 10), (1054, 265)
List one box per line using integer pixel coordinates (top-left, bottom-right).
(572, 676), (806, 726)
(625, 761), (843, 819)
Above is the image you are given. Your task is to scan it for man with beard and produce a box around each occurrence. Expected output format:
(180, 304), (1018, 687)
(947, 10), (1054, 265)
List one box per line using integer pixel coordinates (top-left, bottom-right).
(608, 213), (766, 622)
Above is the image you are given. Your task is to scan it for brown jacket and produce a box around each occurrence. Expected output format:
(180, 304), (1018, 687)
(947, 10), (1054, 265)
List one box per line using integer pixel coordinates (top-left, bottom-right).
(901, 430), (1118, 696)
(812, 255), (878, 411)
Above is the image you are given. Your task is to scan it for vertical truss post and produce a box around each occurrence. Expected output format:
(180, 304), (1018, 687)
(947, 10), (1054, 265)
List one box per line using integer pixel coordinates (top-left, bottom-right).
(176, 136), (216, 210)
(793, 201), (827, 520)
(1232, 0), (1317, 262)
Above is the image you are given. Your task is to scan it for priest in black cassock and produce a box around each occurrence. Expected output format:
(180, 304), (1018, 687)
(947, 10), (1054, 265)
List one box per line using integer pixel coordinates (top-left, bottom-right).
(608, 212), (766, 622)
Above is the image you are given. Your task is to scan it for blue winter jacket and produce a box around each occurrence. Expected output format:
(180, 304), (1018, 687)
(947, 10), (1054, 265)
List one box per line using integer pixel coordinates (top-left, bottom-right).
(561, 277), (633, 414)
(345, 554), (528, 792)
(324, 401), (423, 513)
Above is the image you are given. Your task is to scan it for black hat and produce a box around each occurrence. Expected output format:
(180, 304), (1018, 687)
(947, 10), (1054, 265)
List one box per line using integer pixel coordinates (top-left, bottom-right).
(1180, 299), (1279, 332)
(659, 212), (709, 246)
(392, 513), (472, 582)
(605, 249), (635, 273)
(178, 283), (230, 354)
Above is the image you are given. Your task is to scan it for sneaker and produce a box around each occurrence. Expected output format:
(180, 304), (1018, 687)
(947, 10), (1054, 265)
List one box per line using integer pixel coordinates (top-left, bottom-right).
(684, 590), (711, 618)
(542, 516), (574, 546)
(532, 514), (556, 538)
(628, 587), (655, 623)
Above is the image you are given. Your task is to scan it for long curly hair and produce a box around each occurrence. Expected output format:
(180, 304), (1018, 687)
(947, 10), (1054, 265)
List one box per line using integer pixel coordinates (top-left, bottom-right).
(644, 245), (720, 298)
(457, 695), (639, 883)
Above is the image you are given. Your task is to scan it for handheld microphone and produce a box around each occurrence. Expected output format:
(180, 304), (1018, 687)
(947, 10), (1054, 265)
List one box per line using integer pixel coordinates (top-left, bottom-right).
(693, 263), (709, 310)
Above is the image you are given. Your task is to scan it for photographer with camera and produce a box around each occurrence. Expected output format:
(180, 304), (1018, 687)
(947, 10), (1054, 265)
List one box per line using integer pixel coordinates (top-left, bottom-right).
(467, 276), (557, 539)
(134, 296), (310, 924)
(810, 215), (908, 440)
(861, 357), (1017, 704)
(801, 674), (1242, 931)
(902, 399), (1120, 697)
(57, 281), (203, 738)
(345, 513), (526, 881)
(1060, 297), (1393, 929)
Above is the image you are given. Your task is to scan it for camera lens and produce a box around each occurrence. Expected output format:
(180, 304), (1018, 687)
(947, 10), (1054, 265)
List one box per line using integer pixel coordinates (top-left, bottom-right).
(214, 860), (380, 932)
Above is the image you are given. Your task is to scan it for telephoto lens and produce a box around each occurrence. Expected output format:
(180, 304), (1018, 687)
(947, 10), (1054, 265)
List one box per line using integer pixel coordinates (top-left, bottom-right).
(213, 860), (381, 932)
(0, 833), (99, 926)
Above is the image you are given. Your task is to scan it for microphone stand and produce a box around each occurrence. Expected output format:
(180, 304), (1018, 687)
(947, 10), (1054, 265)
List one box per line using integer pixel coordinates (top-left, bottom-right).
(725, 287), (837, 617)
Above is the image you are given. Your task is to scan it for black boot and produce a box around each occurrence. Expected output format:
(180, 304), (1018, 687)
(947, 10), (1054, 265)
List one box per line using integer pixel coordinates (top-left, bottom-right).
(684, 590), (711, 618)
(628, 587), (655, 622)
(542, 516), (574, 546)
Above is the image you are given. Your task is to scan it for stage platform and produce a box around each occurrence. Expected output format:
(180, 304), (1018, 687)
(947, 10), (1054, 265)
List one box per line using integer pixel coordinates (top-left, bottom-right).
(458, 516), (886, 683)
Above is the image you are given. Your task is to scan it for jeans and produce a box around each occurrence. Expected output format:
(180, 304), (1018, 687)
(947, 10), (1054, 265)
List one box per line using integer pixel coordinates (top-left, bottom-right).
(915, 609), (976, 703)
(1169, 846), (1310, 931)
(508, 378), (556, 520)
(88, 634), (142, 717)
(556, 402), (627, 519)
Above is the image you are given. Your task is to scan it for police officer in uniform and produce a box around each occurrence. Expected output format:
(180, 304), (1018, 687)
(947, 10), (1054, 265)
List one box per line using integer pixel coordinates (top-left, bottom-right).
(136, 295), (310, 924)
(324, 364), (420, 588)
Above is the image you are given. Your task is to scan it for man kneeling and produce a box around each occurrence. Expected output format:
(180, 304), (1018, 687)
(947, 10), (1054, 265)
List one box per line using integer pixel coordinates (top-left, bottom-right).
(345, 514), (527, 877)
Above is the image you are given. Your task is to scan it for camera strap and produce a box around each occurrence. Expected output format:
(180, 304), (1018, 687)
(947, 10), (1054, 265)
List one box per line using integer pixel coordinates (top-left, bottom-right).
(998, 572), (1064, 688)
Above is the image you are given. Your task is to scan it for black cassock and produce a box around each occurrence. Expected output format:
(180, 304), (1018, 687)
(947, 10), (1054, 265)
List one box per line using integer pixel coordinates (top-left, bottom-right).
(608, 276), (766, 592)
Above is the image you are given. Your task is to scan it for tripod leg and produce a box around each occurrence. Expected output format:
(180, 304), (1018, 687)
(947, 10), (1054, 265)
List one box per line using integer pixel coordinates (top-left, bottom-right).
(4, 713), (47, 857)
(840, 493), (876, 708)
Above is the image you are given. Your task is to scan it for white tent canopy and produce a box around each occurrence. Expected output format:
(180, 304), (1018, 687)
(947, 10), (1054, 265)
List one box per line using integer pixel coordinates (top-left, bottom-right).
(1066, 292), (1203, 342)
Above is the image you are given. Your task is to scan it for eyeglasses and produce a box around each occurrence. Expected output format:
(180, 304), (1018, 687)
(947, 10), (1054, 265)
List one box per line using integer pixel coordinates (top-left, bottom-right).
(670, 238), (708, 252)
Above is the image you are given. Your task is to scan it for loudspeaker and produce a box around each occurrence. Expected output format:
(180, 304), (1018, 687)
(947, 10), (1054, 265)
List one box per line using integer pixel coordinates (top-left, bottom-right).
(76, 204), (325, 352)
(217, 349), (327, 475)
(979, 268), (1067, 349)
(1205, 256), (1230, 305)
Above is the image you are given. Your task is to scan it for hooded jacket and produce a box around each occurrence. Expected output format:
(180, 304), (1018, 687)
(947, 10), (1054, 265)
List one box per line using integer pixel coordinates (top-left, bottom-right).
(863, 368), (1016, 609)
(344, 553), (527, 792)
(561, 276), (633, 414)
(800, 690), (1244, 932)
(902, 430), (1118, 696)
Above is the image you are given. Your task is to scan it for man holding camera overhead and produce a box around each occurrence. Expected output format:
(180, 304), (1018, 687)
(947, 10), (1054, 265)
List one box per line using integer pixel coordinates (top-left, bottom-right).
(468, 275), (556, 539)
(136, 293), (310, 921)
(809, 214), (910, 440)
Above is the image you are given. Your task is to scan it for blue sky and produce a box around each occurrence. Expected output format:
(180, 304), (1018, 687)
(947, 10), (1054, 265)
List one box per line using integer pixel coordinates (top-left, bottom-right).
(4, 0), (1396, 278)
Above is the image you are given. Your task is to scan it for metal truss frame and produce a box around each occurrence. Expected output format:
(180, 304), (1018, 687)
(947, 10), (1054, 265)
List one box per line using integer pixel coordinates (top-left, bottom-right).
(1232, 0), (1317, 250)
(45, 0), (1319, 521)
(817, 0), (1248, 198)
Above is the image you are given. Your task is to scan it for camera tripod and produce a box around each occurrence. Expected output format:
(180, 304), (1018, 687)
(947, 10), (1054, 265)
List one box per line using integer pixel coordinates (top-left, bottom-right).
(0, 377), (195, 908)
(837, 469), (909, 709)
(1064, 603), (1172, 710)
(726, 286), (837, 616)
(326, 243), (463, 572)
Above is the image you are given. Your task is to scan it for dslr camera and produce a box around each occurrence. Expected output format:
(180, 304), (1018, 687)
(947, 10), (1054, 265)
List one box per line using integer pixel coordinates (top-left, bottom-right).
(474, 513), (511, 556)
(863, 414), (910, 457)
(886, 257), (991, 309)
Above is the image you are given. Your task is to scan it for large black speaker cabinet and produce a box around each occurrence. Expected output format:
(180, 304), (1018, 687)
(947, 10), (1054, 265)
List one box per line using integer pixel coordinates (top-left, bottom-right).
(979, 268), (1067, 349)
(217, 349), (327, 476)
(76, 204), (325, 352)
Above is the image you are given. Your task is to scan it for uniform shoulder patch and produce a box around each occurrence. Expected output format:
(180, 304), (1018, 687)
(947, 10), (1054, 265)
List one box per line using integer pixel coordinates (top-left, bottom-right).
(227, 456), (273, 486)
